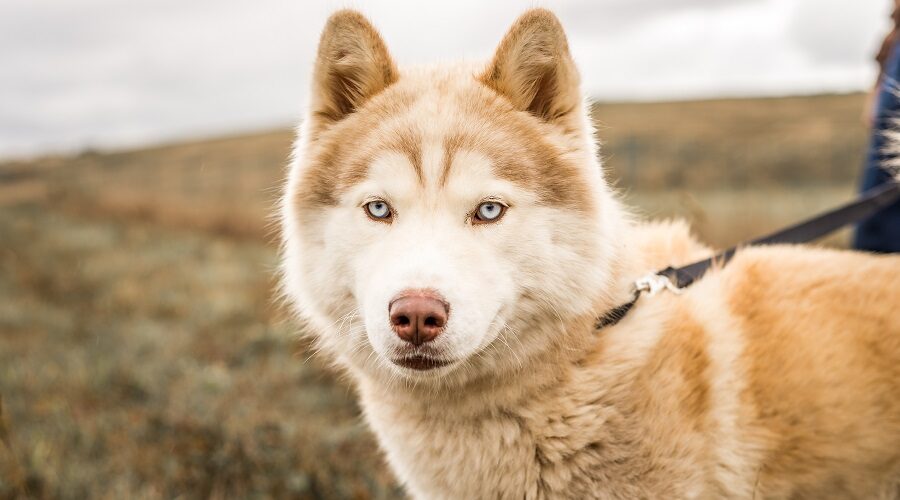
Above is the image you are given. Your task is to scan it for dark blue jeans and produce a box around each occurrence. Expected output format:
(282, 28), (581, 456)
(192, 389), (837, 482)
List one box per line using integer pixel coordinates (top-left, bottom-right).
(854, 43), (900, 253)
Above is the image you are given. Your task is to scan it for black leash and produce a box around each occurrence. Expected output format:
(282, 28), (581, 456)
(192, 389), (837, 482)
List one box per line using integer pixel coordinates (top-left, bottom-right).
(595, 181), (900, 330)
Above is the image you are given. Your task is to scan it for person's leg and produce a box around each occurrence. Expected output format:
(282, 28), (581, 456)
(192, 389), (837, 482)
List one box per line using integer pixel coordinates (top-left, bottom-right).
(854, 42), (900, 253)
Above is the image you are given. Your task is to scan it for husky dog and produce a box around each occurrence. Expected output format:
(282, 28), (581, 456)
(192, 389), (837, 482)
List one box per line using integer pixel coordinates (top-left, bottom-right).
(280, 9), (900, 499)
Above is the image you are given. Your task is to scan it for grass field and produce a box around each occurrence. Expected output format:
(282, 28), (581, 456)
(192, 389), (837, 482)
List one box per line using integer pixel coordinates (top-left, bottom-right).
(0, 93), (871, 498)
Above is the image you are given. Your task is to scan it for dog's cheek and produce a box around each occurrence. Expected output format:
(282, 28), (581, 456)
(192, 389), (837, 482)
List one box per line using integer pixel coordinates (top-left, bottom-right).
(510, 209), (601, 316)
(283, 216), (335, 332)
(291, 210), (367, 343)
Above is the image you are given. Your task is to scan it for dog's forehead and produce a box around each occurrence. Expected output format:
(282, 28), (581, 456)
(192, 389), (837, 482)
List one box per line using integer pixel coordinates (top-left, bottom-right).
(370, 109), (496, 175)
(356, 86), (545, 195)
(295, 67), (592, 212)
(363, 80), (511, 182)
(365, 139), (499, 197)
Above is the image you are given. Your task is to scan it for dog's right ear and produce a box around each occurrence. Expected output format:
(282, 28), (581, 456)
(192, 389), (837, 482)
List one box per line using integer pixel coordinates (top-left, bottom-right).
(309, 10), (397, 134)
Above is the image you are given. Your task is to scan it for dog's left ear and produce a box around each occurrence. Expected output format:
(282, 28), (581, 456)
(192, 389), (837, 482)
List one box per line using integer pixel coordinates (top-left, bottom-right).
(480, 9), (580, 122)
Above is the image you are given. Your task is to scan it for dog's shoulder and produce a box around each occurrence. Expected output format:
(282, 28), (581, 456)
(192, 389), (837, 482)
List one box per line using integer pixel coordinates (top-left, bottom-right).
(712, 245), (900, 497)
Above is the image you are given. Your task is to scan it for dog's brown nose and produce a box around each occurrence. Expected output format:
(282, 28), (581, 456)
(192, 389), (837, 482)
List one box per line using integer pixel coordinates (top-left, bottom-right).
(389, 291), (449, 346)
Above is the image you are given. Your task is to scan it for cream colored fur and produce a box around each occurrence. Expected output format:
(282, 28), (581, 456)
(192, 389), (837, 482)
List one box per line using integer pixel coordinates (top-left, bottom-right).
(280, 9), (900, 499)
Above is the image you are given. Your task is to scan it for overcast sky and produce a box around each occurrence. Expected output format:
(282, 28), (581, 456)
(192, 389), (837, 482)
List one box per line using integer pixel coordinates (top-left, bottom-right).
(0, 0), (892, 159)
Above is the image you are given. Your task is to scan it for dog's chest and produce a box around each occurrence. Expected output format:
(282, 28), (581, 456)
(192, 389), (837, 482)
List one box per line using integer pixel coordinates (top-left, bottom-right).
(361, 390), (705, 499)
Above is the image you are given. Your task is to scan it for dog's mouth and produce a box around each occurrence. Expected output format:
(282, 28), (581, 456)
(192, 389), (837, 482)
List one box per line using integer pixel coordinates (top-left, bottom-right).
(389, 343), (455, 372)
(391, 355), (453, 371)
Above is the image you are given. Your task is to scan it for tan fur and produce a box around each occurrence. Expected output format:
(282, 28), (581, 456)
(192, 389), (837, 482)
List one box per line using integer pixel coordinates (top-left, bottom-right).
(309, 10), (398, 132)
(728, 248), (900, 498)
(480, 9), (581, 122)
(281, 8), (900, 499)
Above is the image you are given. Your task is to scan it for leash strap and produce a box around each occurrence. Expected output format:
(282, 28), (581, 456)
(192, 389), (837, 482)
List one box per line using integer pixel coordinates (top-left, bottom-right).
(596, 181), (900, 329)
(595, 292), (640, 329)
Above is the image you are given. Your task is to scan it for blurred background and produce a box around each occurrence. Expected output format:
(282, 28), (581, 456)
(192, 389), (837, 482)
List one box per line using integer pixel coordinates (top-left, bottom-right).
(0, 0), (891, 498)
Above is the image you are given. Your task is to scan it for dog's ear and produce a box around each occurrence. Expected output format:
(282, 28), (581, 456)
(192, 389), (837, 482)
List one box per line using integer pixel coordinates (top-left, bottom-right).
(480, 9), (580, 122)
(309, 10), (397, 133)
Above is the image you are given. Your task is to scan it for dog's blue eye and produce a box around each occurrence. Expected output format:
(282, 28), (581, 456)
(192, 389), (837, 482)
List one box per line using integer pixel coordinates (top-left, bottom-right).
(366, 200), (392, 221)
(474, 202), (505, 223)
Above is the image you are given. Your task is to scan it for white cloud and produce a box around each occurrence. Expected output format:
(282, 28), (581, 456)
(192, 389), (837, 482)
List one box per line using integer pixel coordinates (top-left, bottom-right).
(787, 0), (890, 64)
(0, 0), (892, 158)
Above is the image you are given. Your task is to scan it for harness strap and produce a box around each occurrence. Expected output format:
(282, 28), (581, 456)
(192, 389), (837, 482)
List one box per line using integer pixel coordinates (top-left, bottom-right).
(596, 181), (900, 330)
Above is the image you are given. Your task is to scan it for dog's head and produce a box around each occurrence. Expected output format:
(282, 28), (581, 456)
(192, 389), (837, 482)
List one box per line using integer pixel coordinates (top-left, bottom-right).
(281, 9), (625, 386)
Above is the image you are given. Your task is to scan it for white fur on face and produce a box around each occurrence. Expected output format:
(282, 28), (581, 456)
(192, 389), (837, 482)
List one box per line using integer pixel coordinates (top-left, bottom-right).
(345, 148), (520, 377)
(282, 124), (617, 386)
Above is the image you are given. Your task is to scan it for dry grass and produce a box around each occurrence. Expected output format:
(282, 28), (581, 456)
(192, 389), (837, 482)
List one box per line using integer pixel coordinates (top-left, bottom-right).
(594, 93), (866, 190)
(0, 130), (294, 241)
(0, 93), (871, 498)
